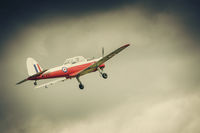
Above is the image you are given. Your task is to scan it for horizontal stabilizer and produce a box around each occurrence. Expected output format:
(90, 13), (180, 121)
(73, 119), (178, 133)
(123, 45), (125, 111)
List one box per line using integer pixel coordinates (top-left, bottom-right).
(16, 69), (48, 85)
(28, 69), (48, 79)
(16, 78), (28, 85)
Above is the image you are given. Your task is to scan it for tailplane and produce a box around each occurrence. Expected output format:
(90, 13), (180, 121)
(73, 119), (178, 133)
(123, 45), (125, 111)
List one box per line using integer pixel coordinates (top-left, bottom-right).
(16, 78), (28, 85)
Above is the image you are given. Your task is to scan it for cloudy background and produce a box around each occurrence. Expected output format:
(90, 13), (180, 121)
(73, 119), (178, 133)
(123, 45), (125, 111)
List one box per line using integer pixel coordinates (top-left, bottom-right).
(0, 0), (200, 133)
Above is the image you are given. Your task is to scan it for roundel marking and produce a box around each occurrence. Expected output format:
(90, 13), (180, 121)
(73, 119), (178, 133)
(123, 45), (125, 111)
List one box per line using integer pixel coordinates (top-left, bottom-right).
(62, 67), (68, 73)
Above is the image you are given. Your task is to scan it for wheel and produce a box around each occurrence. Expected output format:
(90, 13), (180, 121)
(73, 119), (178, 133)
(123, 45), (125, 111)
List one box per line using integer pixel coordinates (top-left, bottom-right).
(79, 84), (84, 89)
(34, 81), (37, 86)
(102, 73), (108, 79)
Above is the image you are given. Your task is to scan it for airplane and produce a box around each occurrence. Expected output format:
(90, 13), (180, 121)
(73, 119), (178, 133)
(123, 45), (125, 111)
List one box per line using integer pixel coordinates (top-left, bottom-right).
(16, 44), (130, 89)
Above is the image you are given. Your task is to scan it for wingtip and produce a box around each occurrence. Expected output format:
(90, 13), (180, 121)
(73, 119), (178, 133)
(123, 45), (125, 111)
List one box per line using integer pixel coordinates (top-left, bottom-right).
(125, 44), (130, 47)
(121, 44), (130, 48)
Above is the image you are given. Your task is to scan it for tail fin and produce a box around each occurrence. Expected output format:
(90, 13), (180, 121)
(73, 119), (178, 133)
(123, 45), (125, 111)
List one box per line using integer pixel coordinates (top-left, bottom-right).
(26, 57), (43, 76)
(16, 58), (45, 85)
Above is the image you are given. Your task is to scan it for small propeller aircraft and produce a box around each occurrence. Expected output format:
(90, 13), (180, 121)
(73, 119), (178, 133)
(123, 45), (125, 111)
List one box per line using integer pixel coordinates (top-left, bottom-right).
(16, 44), (130, 89)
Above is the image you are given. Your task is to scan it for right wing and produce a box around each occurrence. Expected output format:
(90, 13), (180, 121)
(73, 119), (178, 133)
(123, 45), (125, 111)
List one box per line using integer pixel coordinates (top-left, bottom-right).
(77, 44), (130, 76)
(35, 77), (66, 88)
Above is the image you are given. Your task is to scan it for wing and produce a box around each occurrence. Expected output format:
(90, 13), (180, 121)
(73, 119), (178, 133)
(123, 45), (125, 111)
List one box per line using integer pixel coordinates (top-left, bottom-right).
(35, 77), (66, 88)
(77, 44), (130, 76)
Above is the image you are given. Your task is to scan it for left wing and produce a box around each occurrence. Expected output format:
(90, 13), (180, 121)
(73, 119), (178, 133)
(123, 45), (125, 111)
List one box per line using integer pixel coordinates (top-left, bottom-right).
(35, 77), (66, 88)
(77, 44), (130, 76)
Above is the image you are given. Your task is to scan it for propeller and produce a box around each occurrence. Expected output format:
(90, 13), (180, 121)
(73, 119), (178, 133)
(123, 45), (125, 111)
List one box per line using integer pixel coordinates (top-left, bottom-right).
(102, 47), (104, 57)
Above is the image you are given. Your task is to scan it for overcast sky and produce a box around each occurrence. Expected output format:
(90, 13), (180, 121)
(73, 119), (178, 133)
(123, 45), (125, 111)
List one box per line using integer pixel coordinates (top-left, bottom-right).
(0, 0), (200, 133)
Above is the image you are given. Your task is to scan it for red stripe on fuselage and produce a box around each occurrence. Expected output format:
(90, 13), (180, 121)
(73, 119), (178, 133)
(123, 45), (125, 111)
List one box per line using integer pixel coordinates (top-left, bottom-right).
(31, 62), (105, 80)
(37, 64), (42, 72)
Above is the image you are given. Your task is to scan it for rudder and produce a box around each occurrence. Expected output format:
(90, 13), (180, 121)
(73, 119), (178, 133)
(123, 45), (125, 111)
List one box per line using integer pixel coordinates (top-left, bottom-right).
(26, 57), (43, 76)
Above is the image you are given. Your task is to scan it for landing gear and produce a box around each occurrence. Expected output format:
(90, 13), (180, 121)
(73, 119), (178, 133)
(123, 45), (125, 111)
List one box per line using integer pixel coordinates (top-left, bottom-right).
(97, 67), (108, 79)
(79, 84), (84, 89)
(34, 80), (37, 86)
(102, 73), (108, 79)
(76, 76), (84, 89)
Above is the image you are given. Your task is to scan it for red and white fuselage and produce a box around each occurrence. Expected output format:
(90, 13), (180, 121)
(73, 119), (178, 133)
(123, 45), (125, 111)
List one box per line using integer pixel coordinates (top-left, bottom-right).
(28, 57), (105, 80)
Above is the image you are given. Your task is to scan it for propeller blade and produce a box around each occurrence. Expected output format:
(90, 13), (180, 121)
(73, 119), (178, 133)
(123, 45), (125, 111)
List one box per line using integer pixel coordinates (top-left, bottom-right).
(102, 47), (104, 57)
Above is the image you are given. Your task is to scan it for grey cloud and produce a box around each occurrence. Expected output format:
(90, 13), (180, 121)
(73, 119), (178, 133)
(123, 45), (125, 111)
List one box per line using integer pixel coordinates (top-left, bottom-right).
(0, 5), (200, 133)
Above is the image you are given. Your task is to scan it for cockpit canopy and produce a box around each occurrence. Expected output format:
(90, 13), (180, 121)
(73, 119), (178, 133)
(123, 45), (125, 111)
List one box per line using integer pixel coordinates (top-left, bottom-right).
(63, 56), (87, 65)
